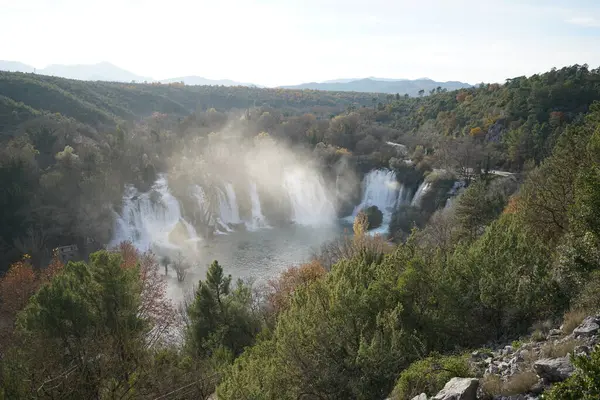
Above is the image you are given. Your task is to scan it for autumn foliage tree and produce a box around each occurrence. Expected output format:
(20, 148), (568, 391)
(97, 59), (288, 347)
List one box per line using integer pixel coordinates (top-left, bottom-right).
(266, 260), (326, 318)
(117, 241), (178, 344)
(0, 253), (63, 353)
(0, 244), (184, 399)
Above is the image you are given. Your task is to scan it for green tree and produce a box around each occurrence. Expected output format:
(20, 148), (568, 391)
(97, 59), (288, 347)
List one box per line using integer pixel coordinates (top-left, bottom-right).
(361, 205), (383, 230)
(460, 214), (558, 337)
(187, 260), (260, 358)
(3, 251), (148, 399)
(454, 180), (505, 240)
(218, 250), (421, 399)
(391, 353), (471, 399)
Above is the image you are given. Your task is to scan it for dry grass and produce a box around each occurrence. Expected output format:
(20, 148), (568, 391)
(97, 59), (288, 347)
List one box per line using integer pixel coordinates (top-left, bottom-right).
(531, 319), (554, 334)
(502, 371), (539, 395)
(481, 374), (503, 398)
(531, 329), (546, 342)
(540, 338), (580, 358)
(521, 338), (580, 367)
(562, 309), (588, 335)
(481, 371), (539, 398)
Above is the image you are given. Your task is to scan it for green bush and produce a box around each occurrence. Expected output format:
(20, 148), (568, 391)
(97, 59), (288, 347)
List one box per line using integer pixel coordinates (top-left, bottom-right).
(390, 353), (471, 399)
(363, 205), (384, 230)
(544, 344), (600, 400)
(390, 205), (428, 240)
(573, 268), (600, 313)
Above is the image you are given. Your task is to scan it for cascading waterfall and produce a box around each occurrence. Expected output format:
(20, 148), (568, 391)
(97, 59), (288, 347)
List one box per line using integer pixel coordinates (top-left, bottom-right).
(283, 167), (335, 226)
(353, 169), (403, 215)
(112, 165), (339, 253)
(224, 183), (241, 223)
(111, 175), (200, 253)
(217, 183), (242, 232)
(194, 184), (229, 234)
(347, 169), (407, 235)
(246, 182), (268, 231)
(411, 181), (431, 207)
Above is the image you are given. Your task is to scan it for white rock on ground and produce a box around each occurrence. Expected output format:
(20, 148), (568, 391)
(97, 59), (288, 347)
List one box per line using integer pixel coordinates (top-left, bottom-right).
(573, 316), (600, 337)
(432, 377), (479, 400)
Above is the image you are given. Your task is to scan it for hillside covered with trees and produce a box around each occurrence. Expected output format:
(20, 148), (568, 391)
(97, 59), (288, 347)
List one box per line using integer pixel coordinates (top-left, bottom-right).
(2, 65), (600, 399)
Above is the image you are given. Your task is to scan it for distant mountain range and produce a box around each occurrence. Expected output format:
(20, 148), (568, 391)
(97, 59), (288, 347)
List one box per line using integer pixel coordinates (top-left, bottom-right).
(0, 60), (151, 82)
(0, 61), (253, 87)
(280, 78), (472, 96)
(0, 60), (471, 94)
(160, 76), (260, 87)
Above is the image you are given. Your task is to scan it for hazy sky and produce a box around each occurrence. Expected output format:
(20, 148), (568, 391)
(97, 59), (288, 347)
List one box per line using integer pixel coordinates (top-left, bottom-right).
(2, 0), (600, 86)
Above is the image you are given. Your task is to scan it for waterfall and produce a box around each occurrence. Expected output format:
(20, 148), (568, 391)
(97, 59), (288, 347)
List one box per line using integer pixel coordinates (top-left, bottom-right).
(346, 169), (406, 235)
(282, 167), (335, 226)
(353, 169), (403, 216)
(217, 183), (242, 232)
(246, 182), (268, 231)
(224, 183), (241, 223)
(411, 181), (431, 207)
(111, 175), (200, 253)
(193, 184), (229, 234)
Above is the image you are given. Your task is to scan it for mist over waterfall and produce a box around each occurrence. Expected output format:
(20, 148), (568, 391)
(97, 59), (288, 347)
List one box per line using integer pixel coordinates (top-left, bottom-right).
(111, 175), (200, 253)
(283, 167), (336, 226)
(108, 132), (347, 289)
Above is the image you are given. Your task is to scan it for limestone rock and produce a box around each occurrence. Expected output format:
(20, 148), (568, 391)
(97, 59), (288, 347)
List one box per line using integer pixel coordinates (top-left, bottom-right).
(501, 345), (514, 356)
(411, 394), (428, 400)
(573, 316), (600, 337)
(533, 357), (575, 382)
(432, 377), (478, 400)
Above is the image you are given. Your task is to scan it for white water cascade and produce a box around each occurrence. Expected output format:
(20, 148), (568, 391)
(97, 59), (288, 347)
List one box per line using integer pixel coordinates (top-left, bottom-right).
(353, 169), (404, 215)
(217, 183), (242, 232)
(411, 181), (431, 207)
(347, 169), (408, 235)
(283, 167), (336, 226)
(111, 175), (200, 253)
(246, 182), (268, 231)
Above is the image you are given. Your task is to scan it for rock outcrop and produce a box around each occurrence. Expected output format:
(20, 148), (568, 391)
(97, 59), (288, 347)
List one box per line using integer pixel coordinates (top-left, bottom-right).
(533, 357), (575, 382)
(573, 316), (600, 337)
(432, 378), (479, 400)
(398, 314), (600, 400)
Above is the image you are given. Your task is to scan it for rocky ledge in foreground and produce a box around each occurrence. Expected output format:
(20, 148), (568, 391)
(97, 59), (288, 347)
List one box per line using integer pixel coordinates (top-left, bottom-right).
(407, 315), (600, 400)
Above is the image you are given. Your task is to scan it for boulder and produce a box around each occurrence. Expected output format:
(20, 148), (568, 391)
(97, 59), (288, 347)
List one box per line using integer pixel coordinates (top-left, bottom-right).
(533, 357), (575, 382)
(411, 394), (428, 400)
(548, 329), (562, 337)
(573, 316), (600, 337)
(432, 378), (479, 400)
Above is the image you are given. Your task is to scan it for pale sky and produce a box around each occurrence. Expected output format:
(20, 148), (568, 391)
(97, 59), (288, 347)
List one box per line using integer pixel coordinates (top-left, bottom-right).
(1, 0), (600, 86)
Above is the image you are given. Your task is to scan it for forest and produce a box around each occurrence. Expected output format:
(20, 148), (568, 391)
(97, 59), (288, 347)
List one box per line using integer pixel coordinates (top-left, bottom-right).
(1, 64), (600, 399)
